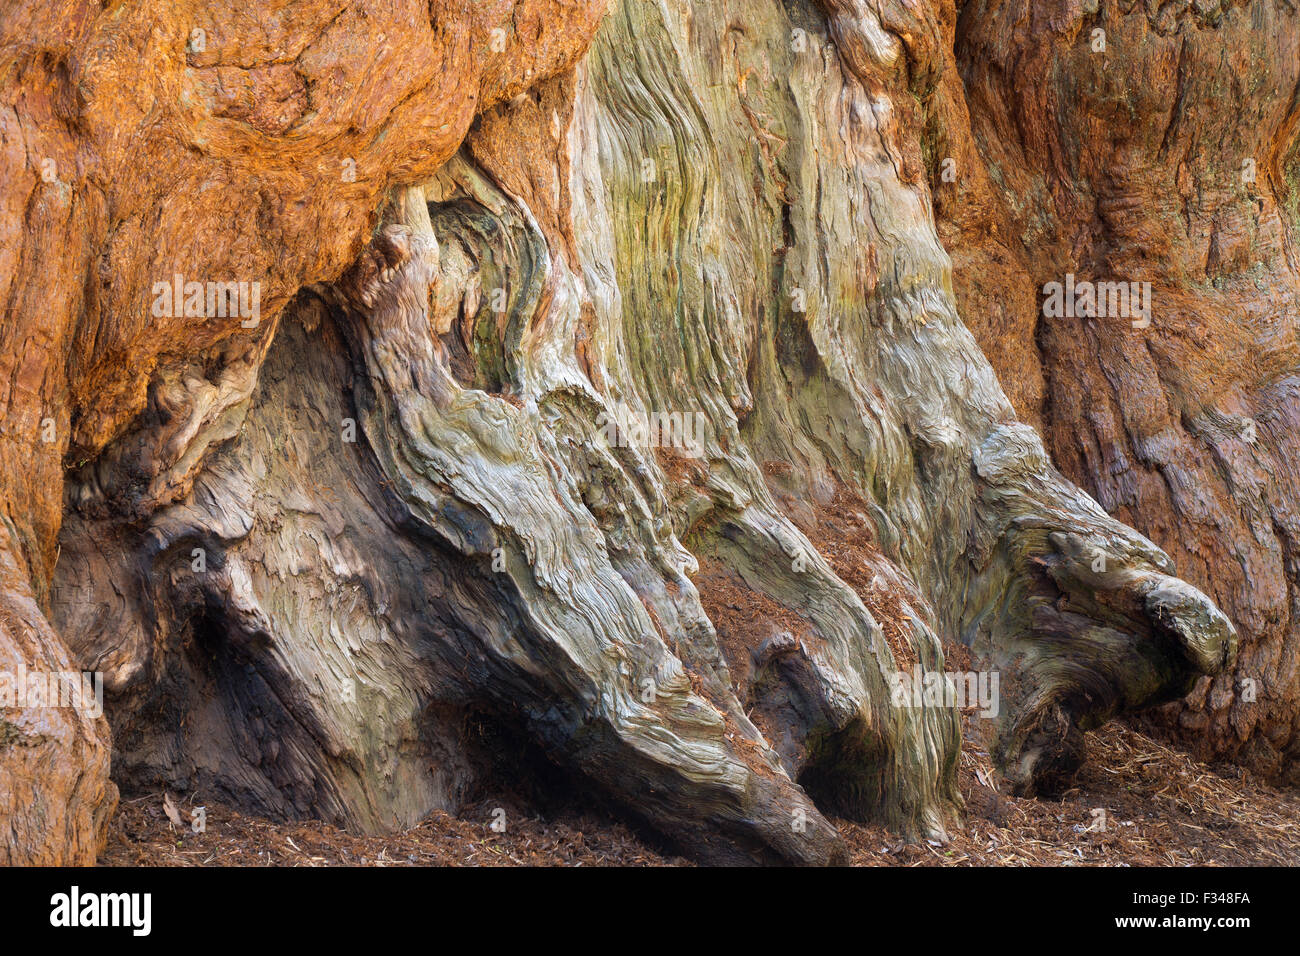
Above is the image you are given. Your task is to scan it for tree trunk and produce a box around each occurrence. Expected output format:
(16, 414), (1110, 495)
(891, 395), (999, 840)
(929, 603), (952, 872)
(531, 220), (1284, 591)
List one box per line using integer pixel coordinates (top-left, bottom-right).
(934, 0), (1300, 781)
(4, 0), (1286, 865)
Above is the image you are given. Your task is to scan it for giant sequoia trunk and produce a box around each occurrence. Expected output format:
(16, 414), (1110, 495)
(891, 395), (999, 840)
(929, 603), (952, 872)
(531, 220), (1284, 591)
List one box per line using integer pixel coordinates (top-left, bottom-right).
(935, 0), (1300, 781)
(1, 0), (1289, 864)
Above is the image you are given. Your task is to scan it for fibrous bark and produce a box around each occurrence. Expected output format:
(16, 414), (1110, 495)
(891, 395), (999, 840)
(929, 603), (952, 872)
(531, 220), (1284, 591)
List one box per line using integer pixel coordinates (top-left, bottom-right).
(932, 0), (1300, 780)
(3, 0), (1281, 865)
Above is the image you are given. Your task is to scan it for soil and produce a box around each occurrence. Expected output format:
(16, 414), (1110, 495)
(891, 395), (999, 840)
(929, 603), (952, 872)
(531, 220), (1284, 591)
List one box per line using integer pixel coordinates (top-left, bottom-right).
(99, 720), (1300, 867)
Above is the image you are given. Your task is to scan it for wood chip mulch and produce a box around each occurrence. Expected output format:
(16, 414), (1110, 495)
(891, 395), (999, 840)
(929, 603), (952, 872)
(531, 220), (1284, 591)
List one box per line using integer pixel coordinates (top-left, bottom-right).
(838, 722), (1300, 866)
(99, 722), (1300, 867)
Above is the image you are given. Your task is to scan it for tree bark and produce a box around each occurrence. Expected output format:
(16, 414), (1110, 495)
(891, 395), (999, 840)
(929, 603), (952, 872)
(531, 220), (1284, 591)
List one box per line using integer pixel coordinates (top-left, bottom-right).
(934, 0), (1300, 781)
(2, 0), (1283, 864)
